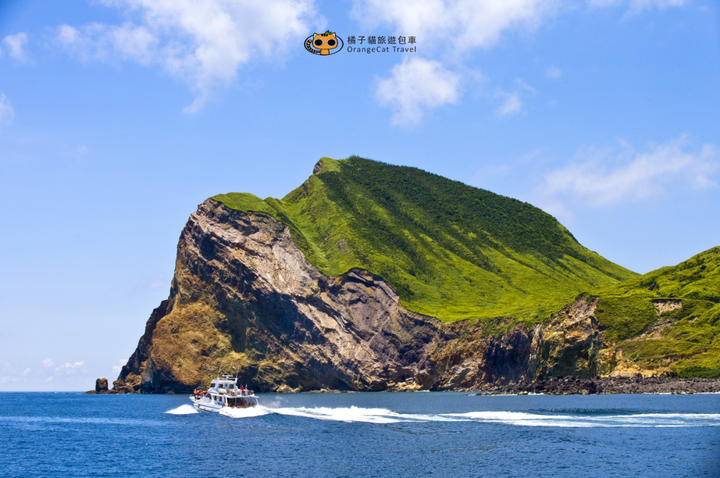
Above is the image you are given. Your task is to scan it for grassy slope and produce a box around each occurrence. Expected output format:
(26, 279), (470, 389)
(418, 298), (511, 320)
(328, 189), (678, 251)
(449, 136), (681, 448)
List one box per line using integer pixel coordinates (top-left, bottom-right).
(594, 246), (720, 377)
(214, 156), (636, 322)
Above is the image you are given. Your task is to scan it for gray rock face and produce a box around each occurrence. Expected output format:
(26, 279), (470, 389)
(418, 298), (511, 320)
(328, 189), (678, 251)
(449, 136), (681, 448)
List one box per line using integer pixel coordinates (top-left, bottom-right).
(114, 200), (445, 392)
(113, 200), (615, 393)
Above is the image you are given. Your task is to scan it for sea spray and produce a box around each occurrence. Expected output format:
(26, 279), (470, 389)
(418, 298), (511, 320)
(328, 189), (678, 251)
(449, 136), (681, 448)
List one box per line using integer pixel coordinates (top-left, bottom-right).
(442, 411), (720, 428)
(166, 405), (198, 415)
(270, 406), (407, 424)
(186, 404), (720, 428)
(219, 406), (270, 419)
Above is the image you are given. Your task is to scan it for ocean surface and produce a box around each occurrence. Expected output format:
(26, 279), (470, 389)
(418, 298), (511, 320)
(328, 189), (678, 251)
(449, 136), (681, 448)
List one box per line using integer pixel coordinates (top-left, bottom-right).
(1, 392), (718, 477)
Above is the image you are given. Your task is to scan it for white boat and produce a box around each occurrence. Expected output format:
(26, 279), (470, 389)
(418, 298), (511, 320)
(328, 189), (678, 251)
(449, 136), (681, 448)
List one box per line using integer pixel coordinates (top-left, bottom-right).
(190, 375), (259, 412)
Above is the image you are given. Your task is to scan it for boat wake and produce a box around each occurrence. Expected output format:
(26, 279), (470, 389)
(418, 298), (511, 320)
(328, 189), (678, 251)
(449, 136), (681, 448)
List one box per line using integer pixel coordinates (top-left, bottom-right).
(219, 406), (270, 419)
(165, 405), (198, 415)
(215, 405), (720, 427)
(443, 411), (720, 427)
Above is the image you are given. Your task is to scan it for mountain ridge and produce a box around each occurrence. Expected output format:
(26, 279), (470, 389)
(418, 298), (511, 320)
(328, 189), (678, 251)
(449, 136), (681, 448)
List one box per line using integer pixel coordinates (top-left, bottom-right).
(214, 156), (635, 322)
(110, 156), (719, 394)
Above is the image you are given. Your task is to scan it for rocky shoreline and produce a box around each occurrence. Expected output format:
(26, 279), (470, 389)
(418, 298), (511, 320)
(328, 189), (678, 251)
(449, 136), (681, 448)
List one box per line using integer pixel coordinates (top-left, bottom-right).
(93, 375), (720, 395)
(477, 376), (720, 395)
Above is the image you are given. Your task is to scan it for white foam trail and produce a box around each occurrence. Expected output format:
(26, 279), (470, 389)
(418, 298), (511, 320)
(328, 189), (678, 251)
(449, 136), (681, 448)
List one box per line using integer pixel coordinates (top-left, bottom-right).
(180, 402), (720, 428)
(443, 411), (720, 428)
(166, 405), (198, 415)
(270, 406), (405, 423)
(240, 407), (720, 427)
(220, 406), (270, 419)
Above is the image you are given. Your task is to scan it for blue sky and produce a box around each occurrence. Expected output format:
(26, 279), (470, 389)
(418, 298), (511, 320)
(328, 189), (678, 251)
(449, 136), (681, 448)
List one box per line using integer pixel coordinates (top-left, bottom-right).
(0, 0), (718, 390)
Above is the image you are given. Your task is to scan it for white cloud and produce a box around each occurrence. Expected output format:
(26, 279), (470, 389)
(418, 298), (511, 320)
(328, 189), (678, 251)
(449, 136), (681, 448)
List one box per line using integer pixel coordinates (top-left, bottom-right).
(545, 65), (561, 79)
(23, 368), (32, 375)
(533, 136), (718, 216)
(356, 0), (689, 123)
(495, 78), (535, 116)
(43, 359), (55, 368)
(55, 361), (88, 374)
(497, 92), (522, 116)
(2, 32), (29, 62)
(357, 0), (558, 123)
(57, 23), (157, 65)
(514, 78), (536, 94)
(352, 0), (561, 55)
(57, 0), (319, 113)
(588, 0), (686, 14)
(112, 359), (128, 374)
(376, 57), (462, 125)
(0, 94), (14, 125)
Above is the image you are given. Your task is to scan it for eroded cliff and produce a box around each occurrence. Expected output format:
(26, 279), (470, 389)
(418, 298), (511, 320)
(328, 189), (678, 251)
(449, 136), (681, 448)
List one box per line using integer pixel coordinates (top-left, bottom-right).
(114, 200), (445, 393)
(113, 184), (719, 393)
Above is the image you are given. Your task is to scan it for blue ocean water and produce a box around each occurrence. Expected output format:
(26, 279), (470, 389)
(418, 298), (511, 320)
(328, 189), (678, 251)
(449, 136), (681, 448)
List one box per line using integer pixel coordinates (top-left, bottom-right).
(1, 392), (718, 477)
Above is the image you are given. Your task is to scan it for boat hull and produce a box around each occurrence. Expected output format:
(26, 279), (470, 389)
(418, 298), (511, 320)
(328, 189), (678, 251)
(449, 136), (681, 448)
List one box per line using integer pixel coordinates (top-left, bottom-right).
(190, 395), (259, 413)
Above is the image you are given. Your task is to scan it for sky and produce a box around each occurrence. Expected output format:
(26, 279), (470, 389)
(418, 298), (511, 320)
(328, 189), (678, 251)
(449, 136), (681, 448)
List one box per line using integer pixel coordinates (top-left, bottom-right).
(0, 0), (718, 391)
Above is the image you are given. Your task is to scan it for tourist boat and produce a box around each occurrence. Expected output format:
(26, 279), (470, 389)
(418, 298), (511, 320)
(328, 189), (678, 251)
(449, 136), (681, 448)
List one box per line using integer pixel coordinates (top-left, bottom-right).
(190, 375), (259, 412)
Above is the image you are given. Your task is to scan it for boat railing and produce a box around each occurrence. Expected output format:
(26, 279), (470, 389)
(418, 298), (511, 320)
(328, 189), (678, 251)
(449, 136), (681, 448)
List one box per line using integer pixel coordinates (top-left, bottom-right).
(219, 389), (254, 397)
(197, 387), (255, 397)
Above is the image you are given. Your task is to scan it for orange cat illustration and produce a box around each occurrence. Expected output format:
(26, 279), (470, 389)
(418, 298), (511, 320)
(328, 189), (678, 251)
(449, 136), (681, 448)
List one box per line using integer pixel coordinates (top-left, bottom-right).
(305, 31), (341, 55)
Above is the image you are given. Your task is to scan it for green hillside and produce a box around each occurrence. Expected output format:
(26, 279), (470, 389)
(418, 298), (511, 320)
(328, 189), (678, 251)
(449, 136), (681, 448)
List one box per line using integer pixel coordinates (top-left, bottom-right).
(214, 156), (636, 322)
(594, 246), (720, 378)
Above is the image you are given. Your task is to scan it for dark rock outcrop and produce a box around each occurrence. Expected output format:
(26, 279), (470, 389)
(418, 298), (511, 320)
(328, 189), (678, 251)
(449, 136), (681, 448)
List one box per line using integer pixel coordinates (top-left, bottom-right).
(96, 378), (108, 392)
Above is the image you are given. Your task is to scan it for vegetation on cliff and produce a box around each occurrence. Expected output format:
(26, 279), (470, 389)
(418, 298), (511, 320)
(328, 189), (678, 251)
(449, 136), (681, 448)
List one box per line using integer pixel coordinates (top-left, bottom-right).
(214, 156), (636, 322)
(593, 246), (720, 378)
(113, 157), (719, 393)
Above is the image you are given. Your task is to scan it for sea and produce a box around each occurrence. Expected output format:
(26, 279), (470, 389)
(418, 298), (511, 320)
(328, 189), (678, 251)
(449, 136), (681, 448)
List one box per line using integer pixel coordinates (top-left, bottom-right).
(1, 391), (718, 477)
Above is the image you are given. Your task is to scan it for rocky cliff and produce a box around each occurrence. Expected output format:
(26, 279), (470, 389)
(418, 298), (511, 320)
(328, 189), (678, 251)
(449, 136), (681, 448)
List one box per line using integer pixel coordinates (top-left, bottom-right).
(114, 199), (443, 392)
(113, 158), (719, 393)
(113, 199), (637, 393)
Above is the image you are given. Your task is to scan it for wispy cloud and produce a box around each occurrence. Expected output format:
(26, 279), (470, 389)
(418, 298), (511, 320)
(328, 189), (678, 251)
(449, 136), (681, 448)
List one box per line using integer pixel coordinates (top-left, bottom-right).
(545, 65), (561, 79)
(361, 0), (559, 122)
(56, 0), (319, 113)
(112, 359), (128, 375)
(1, 359), (91, 388)
(359, 0), (687, 124)
(495, 79), (535, 117)
(57, 23), (156, 64)
(55, 361), (88, 374)
(0, 94), (15, 126)
(496, 92), (522, 116)
(2, 32), (29, 62)
(352, 0), (561, 55)
(588, 0), (687, 15)
(376, 57), (462, 125)
(532, 135), (718, 217)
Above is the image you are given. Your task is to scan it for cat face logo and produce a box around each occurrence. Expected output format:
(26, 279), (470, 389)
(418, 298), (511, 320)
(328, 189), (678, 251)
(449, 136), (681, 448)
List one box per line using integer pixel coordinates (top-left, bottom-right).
(304, 30), (343, 56)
